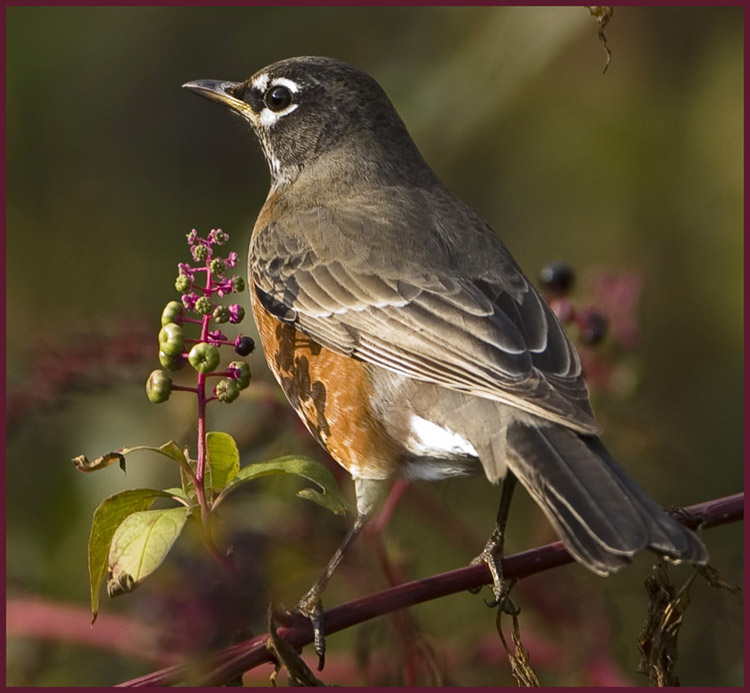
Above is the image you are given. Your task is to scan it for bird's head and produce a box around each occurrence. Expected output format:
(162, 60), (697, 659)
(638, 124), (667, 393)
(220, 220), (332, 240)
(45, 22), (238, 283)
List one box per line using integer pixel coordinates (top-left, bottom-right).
(184, 56), (433, 188)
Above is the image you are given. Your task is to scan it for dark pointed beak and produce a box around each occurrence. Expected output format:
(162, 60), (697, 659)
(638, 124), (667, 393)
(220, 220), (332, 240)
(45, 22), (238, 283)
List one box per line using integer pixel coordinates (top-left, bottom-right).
(182, 79), (250, 116)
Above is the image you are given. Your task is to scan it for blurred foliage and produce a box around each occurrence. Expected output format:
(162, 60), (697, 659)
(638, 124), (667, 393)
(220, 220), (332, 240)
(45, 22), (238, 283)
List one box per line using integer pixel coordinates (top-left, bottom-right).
(6, 6), (742, 687)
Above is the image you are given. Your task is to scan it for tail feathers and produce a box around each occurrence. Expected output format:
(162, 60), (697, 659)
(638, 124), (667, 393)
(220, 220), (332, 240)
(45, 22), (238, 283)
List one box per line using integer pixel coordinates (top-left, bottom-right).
(505, 422), (708, 576)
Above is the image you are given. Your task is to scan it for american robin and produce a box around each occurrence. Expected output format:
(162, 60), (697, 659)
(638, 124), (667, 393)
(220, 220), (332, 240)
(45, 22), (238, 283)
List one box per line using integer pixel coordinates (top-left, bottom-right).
(184, 56), (708, 661)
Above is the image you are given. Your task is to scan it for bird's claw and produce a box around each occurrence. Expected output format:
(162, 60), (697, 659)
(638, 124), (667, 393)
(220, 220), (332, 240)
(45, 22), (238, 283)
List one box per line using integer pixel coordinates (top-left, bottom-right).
(470, 536), (518, 614)
(266, 604), (326, 686)
(296, 589), (326, 670)
(484, 586), (519, 614)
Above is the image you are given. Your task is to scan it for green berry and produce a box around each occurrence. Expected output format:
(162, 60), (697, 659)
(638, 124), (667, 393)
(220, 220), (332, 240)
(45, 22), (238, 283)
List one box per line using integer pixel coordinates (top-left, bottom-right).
(214, 378), (240, 403)
(175, 274), (191, 293)
(195, 296), (213, 315)
(146, 370), (172, 403)
(210, 258), (225, 277)
(212, 305), (230, 323)
(159, 350), (187, 371)
(232, 276), (246, 293)
(158, 323), (185, 356)
(193, 244), (208, 261)
(229, 361), (251, 389)
(188, 342), (220, 374)
(161, 300), (184, 327)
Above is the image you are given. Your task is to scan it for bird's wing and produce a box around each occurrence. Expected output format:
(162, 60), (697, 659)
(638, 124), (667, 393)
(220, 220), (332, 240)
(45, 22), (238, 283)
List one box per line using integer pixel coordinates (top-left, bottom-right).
(250, 192), (599, 433)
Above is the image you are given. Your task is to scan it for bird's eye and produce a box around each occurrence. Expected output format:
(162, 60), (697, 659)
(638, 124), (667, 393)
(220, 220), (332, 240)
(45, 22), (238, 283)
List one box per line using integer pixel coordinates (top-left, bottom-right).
(264, 85), (293, 112)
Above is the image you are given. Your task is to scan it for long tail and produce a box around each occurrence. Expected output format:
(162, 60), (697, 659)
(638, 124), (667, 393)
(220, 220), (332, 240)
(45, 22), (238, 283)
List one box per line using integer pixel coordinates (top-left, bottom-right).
(503, 421), (708, 575)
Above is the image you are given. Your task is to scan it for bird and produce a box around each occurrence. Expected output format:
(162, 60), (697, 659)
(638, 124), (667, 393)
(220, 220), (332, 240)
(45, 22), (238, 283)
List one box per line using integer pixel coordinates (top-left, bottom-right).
(183, 56), (708, 663)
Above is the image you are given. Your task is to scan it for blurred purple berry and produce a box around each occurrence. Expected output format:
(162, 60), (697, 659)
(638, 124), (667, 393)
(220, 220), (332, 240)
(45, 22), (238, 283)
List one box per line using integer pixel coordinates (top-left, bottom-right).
(578, 310), (608, 345)
(539, 261), (575, 297)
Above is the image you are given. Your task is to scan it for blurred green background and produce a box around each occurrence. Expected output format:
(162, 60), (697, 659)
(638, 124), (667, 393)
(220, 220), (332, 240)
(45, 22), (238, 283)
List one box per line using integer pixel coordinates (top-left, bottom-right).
(6, 5), (743, 687)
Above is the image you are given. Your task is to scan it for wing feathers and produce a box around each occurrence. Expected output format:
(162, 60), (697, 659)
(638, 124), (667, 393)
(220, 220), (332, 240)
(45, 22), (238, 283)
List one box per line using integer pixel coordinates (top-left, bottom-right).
(251, 197), (598, 431)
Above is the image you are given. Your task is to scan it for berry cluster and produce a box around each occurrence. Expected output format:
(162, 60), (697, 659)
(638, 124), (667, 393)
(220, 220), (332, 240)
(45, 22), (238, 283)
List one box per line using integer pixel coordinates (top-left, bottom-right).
(146, 229), (255, 404)
(539, 261), (608, 346)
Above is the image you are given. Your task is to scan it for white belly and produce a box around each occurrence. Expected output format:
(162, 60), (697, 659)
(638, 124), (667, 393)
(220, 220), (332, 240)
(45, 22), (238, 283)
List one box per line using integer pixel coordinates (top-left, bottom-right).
(401, 415), (479, 481)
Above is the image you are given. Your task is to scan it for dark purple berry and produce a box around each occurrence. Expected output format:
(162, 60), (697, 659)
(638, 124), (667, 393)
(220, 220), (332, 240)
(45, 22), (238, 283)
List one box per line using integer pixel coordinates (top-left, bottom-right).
(539, 262), (575, 297)
(579, 310), (608, 345)
(234, 336), (255, 356)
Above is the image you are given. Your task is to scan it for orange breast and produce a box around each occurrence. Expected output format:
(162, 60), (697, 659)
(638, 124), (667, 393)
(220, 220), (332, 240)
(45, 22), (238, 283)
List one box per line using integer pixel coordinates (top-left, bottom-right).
(250, 291), (401, 480)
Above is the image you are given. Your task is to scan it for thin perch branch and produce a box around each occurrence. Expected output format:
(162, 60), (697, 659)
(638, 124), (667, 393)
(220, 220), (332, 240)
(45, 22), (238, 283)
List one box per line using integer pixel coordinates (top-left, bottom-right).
(116, 492), (743, 687)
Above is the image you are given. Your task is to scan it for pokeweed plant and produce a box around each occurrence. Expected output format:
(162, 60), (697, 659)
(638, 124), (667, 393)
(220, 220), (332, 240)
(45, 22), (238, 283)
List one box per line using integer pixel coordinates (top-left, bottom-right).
(73, 228), (353, 622)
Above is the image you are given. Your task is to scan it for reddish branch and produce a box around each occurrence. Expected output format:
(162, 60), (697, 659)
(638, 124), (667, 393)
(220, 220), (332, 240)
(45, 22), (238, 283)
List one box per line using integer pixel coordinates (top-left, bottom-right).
(7, 597), (177, 666)
(115, 492), (743, 687)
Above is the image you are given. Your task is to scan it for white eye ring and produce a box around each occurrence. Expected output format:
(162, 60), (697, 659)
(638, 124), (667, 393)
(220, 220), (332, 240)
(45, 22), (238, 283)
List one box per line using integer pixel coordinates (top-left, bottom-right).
(258, 78), (300, 127)
(270, 77), (299, 94)
(259, 103), (298, 127)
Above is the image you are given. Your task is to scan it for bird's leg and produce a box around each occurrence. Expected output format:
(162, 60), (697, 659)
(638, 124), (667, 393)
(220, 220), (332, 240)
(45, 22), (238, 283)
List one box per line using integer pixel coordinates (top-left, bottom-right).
(295, 514), (366, 670)
(295, 476), (388, 670)
(471, 471), (519, 614)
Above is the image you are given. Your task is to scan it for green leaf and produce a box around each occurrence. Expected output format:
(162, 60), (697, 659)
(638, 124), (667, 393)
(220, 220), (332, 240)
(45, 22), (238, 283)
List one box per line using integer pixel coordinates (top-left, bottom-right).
(162, 487), (191, 505)
(180, 465), (199, 504)
(107, 507), (188, 598)
(88, 488), (174, 621)
(116, 441), (197, 500)
(206, 431), (240, 493)
(221, 455), (354, 516)
(77, 442), (192, 478)
(120, 440), (189, 467)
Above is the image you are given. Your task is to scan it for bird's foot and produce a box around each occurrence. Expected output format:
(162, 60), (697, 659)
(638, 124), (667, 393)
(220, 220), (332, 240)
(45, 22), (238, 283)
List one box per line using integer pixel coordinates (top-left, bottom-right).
(295, 587), (327, 670)
(470, 530), (519, 614)
(266, 604), (326, 686)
